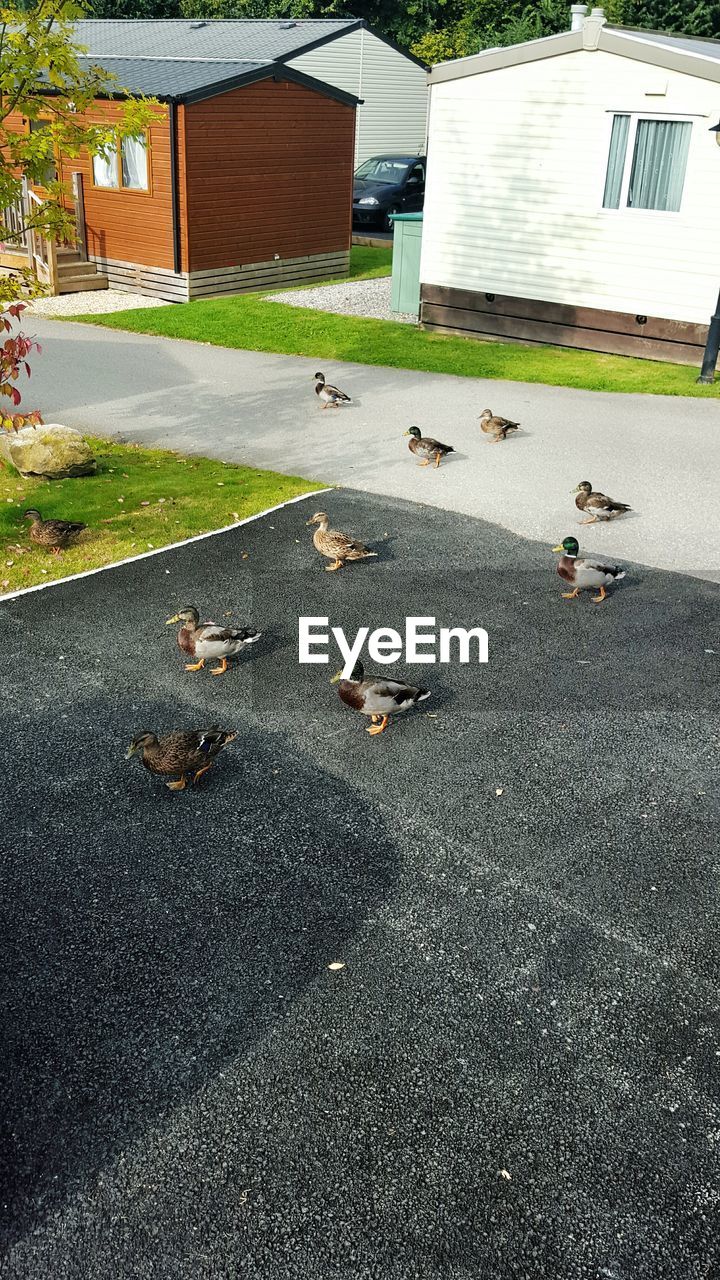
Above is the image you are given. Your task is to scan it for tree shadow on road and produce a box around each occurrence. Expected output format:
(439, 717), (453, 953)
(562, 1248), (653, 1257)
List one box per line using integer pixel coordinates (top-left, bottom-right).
(0, 688), (400, 1250)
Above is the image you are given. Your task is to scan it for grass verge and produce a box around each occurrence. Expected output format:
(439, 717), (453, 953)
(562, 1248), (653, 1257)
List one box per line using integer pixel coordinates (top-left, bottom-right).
(73, 292), (719, 400)
(0, 436), (320, 596)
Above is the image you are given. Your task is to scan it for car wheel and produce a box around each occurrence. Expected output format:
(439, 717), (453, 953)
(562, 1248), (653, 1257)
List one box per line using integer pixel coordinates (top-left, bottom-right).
(384, 206), (400, 233)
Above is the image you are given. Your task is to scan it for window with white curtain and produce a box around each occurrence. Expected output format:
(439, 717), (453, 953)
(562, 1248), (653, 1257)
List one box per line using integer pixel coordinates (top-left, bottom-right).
(92, 134), (149, 191)
(121, 135), (148, 190)
(602, 115), (692, 212)
(92, 142), (119, 189)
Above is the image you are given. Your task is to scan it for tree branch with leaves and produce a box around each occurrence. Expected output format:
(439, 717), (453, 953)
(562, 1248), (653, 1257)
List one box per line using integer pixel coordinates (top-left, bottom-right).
(0, 0), (162, 427)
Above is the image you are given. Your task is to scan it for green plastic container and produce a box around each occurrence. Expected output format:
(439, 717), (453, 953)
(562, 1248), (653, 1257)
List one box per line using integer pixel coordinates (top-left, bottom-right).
(389, 212), (423, 317)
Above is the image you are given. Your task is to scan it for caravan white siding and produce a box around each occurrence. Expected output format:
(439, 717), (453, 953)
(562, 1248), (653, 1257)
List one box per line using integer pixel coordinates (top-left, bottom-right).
(290, 29), (428, 164)
(421, 48), (720, 324)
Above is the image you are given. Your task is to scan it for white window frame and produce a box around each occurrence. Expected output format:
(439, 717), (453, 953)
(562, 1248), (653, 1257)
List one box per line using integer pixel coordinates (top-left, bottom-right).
(599, 112), (695, 217)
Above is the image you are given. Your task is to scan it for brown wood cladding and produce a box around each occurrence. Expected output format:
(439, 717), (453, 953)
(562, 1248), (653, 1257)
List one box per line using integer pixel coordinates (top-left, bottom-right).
(183, 79), (355, 273)
(3, 102), (173, 270)
(421, 285), (708, 365)
(64, 102), (173, 270)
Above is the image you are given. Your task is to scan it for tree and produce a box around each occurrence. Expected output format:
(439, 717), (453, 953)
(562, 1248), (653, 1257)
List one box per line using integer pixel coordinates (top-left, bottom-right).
(0, 0), (160, 300)
(0, 1), (160, 428)
(88, 0), (181, 17)
(0, 304), (42, 432)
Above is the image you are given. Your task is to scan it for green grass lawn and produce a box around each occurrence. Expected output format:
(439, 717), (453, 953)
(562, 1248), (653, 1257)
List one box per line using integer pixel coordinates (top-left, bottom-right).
(344, 245), (392, 280)
(71, 241), (717, 398)
(0, 437), (319, 595)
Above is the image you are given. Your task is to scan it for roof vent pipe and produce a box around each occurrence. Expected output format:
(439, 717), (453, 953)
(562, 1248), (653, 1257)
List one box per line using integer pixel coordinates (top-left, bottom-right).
(589, 6), (606, 20)
(570, 4), (588, 31)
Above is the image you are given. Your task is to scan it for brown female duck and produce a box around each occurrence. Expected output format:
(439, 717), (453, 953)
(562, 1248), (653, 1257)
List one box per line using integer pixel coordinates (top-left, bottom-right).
(306, 511), (377, 572)
(24, 508), (87, 554)
(125, 727), (236, 790)
(479, 409), (520, 442)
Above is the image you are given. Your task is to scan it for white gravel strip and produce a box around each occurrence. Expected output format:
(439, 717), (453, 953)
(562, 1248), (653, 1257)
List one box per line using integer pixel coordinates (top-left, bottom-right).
(25, 289), (171, 317)
(266, 275), (417, 324)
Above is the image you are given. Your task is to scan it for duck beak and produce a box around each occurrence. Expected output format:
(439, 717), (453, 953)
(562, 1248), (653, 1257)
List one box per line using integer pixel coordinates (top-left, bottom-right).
(165, 614), (180, 625)
(330, 671), (342, 684)
(305, 518), (316, 527)
(403, 430), (411, 437)
(124, 743), (137, 759)
(552, 545), (564, 553)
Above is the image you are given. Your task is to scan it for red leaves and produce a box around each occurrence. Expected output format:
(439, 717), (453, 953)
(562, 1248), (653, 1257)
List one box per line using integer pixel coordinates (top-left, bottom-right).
(0, 306), (41, 431)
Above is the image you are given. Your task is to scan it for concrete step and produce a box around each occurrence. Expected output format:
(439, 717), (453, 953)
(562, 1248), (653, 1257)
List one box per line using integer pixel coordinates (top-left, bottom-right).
(58, 274), (109, 294)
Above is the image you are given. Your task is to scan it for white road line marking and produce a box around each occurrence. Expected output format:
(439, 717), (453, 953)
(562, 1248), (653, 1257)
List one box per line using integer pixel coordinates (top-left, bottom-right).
(0, 488), (328, 603)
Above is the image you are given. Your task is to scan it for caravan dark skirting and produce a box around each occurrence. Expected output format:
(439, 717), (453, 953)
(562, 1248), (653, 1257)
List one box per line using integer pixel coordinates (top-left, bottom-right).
(420, 284), (709, 365)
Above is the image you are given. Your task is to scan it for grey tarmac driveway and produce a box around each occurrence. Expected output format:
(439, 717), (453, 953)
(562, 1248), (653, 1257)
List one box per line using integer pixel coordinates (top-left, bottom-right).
(26, 317), (720, 581)
(1, 489), (719, 1279)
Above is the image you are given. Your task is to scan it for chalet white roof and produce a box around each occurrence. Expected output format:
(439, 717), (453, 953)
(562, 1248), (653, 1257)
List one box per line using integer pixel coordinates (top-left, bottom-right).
(429, 24), (720, 85)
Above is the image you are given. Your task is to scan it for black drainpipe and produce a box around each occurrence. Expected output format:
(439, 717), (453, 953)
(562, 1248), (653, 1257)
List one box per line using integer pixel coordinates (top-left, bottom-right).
(169, 101), (182, 276)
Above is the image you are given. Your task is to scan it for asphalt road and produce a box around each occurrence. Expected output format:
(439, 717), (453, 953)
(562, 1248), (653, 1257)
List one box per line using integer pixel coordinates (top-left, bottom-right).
(25, 317), (720, 581)
(1, 490), (719, 1279)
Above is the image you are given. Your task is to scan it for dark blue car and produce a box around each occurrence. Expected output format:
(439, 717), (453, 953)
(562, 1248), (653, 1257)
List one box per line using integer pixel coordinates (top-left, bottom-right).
(352, 154), (426, 232)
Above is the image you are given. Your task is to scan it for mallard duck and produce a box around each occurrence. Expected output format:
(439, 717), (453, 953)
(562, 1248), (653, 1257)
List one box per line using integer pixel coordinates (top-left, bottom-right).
(479, 409), (520, 442)
(574, 481), (631, 524)
(165, 606), (261, 676)
(404, 426), (455, 468)
(306, 511), (377, 572)
(24, 508), (87, 554)
(314, 372), (351, 409)
(125, 727), (236, 790)
(552, 537), (626, 603)
(331, 661), (430, 736)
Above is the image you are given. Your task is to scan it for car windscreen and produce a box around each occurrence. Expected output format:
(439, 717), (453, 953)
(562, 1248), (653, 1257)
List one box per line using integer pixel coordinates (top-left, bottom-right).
(354, 158), (412, 184)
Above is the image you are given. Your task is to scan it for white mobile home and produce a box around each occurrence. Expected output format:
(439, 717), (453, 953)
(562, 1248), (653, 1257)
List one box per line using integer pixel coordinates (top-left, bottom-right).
(420, 9), (720, 361)
(73, 18), (429, 166)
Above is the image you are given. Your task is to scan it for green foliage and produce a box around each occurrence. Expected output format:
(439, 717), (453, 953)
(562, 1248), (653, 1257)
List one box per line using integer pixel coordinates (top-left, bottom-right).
(89, 0), (180, 16)
(0, 1), (162, 300)
(68, 0), (720, 60)
(617, 0), (720, 35)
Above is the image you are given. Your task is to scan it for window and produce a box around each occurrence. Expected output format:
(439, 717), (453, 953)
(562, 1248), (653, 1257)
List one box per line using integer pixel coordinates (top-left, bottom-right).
(602, 115), (692, 212)
(92, 134), (149, 192)
(92, 142), (119, 189)
(354, 156), (419, 184)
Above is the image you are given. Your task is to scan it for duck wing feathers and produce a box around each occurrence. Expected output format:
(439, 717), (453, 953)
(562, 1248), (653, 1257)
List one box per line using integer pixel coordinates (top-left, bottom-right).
(341, 677), (431, 717)
(409, 436), (455, 458)
(142, 727), (235, 776)
(317, 382), (351, 403)
(576, 491), (631, 516)
(32, 518), (87, 545)
(193, 623), (261, 657)
(482, 415), (520, 435)
(314, 528), (374, 560)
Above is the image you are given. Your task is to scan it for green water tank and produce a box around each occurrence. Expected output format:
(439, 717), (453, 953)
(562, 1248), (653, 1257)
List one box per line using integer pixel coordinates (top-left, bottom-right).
(389, 213), (423, 317)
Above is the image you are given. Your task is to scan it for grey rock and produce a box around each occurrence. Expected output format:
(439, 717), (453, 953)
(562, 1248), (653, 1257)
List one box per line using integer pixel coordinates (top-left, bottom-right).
(4, 423), (96, 479)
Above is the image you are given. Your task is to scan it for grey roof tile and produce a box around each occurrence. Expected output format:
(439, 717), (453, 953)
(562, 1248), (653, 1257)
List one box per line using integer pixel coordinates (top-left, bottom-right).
(76, 55), (272, 100)
(72, 18), (359, 64)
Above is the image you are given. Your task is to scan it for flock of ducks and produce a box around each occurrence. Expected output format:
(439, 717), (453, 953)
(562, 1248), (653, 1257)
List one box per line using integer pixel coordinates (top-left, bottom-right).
(312, 371), (632, 606)
(20, 372), (634, 789)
